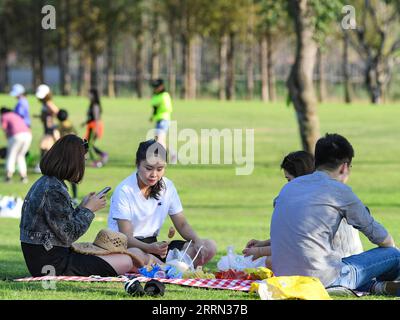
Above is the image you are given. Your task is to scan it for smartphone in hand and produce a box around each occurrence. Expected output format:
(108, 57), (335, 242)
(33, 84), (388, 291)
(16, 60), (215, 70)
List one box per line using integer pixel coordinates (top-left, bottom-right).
(97, 187), (112, 198)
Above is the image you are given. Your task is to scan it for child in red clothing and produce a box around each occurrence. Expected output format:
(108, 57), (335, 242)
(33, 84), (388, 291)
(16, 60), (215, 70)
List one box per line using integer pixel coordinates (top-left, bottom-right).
(83, 89), (108, 168)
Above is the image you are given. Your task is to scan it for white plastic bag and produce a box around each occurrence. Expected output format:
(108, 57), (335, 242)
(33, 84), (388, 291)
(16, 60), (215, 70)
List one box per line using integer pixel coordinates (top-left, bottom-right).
(166, 248), (194, 272)
(0, 196), (23, 219)
(217, 246), (266, 271)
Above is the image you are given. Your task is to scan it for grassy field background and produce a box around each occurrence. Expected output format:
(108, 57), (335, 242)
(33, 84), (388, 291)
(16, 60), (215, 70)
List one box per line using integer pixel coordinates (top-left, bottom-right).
(0, 94), (399, 300)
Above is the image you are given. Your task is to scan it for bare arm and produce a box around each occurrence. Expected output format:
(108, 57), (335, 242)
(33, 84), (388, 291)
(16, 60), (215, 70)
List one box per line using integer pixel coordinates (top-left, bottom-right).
(47, 100), (59, 116)
(378, 234), (396, 248)
(116, 219), (168, 257)
(116, 219), (151, 252)
(170, 213), (201, 243)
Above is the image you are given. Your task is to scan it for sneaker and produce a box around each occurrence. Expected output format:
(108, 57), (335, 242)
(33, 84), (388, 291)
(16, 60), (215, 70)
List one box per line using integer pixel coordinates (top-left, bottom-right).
(5, 176), (12, 183)
(91, 160), (103, 168)
(101, 152), (109, 165)
(21, 177), (29, 184)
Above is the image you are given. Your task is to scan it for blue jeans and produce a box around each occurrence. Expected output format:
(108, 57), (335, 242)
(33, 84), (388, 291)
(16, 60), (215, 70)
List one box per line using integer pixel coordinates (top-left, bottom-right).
(155, 120), (170, 134)
(330, 247), (400, 292)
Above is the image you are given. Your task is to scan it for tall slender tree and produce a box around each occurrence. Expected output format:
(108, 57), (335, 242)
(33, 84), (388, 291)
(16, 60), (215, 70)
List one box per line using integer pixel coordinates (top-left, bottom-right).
(255, 0), (288, 102)
(287, 0), (343, 153)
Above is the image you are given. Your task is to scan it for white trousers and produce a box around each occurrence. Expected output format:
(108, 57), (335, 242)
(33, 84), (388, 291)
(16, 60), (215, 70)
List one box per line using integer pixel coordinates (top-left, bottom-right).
(6, 132), (32, 177)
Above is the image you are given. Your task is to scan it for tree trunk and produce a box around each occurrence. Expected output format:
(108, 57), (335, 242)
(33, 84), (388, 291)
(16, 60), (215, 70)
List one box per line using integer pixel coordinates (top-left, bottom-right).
(134, 32), (145, 98)
(343, 32), (352, 104)
(180, 34), (187, 99)
(106, 35), (115, 97)
(365, 60), (384, 104)
(184, 37), (196, 100)
(31, 0), (45, 90)
(316, 47), (327, 103)
(0, 52), (7, 93)
(219, 34), (228, 100)
(287, 0), (320, 154)
(0, 16), (9, 92)
(151, 15), (160, 80)
(90, 52), (98, 89)
(260, 33), (269, 102)
(266, 30), (276, 102)
(168, 35), (177, 98)
(246, 38), (254, 100)
(58, 0), (71, 95)
(226, 32), (235, 100)
(79, 54), (91, 96)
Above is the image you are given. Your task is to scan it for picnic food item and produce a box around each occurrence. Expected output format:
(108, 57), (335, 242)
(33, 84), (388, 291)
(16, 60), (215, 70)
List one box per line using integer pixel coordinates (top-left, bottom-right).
(138, 263), (183, 279)
(183, 267), (216, 279)
(215, 269), (254, 280)
(168, 227), (176, 239)
(243, 267), (274, 280)
(166, 259), (190, 273)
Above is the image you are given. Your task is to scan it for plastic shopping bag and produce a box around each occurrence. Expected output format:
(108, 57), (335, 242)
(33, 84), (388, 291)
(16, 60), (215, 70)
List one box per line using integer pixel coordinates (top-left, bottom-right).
(0, 196), (23, 219)
(250, 276), (332, 300)
(217, 246), (266, 271)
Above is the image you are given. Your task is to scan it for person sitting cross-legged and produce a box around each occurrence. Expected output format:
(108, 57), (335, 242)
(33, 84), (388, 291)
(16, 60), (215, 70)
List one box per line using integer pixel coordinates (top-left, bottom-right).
(270, 133), (400, 296)
(108, 139), (217, 268)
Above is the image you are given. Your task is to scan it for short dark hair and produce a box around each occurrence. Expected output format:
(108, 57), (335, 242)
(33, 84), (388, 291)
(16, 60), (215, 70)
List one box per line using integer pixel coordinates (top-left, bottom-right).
(57, 109), (69, 122)
(150, 79), (164, 88)
(40, 135), (87, 183)
(315, 133), (354, 170)
(281, 151), (315, 178)
(1, 107), (11, 114)
(135, 139), (167, 200)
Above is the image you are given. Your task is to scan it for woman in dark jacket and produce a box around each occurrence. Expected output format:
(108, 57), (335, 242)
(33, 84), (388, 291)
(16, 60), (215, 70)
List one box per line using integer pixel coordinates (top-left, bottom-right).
(20, 135), (133, 277)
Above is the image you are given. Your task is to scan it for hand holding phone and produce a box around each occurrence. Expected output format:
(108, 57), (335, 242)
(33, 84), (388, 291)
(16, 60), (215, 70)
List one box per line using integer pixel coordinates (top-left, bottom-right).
(97, 187), (112, 198)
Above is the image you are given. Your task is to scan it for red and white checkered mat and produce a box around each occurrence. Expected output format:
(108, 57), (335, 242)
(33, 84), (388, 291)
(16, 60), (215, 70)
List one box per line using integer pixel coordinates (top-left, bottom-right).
(14, 274), (254, 292)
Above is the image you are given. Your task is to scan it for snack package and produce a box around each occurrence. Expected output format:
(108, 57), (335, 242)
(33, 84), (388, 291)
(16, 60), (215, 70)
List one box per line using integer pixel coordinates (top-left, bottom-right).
(243, 267), (274, 280)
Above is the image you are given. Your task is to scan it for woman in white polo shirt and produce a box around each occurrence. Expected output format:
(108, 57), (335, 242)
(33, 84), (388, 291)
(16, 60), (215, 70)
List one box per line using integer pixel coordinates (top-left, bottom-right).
(108, 139), (216, 267)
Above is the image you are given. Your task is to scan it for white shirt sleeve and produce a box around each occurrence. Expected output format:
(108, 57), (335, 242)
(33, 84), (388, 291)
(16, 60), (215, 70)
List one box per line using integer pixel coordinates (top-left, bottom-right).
(168, 184), (183, 216)
(109, 188), (132, 221)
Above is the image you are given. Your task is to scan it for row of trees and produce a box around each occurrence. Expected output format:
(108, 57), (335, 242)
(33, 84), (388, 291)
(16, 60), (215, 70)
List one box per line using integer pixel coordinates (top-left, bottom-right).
(0, 0), (399, 151)
(1, 1), (399, 102)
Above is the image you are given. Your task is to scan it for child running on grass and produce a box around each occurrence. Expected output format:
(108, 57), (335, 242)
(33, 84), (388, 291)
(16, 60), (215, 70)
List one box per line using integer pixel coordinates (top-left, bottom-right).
(83, 88), (108, 168)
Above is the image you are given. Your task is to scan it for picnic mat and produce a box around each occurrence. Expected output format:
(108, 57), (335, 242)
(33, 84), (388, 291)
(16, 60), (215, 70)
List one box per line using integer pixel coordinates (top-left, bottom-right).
(14, 274), (254, 292)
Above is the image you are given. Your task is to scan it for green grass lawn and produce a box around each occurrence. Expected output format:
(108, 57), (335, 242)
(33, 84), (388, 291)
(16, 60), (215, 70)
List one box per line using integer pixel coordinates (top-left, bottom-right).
(0, 94), (399, 300)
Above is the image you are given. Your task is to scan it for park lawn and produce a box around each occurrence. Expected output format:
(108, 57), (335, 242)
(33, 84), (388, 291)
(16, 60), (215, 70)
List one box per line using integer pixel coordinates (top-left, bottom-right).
(0, 95), (399, 300)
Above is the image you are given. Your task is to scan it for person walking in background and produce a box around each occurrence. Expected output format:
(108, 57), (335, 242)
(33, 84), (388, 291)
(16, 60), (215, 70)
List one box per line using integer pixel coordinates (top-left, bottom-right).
(35, 84), (60, 172)
(10, 84), (31, 128)
(1, 107), (32, 183)
(57, 109), (79, 204)
(149, 79), (172, 148)
(83, 88), (108, 168)
(149, 79), (177, 162)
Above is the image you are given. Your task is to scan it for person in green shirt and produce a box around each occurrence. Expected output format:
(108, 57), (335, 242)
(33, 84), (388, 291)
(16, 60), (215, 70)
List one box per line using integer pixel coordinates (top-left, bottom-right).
(150, 79), (173, 148)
